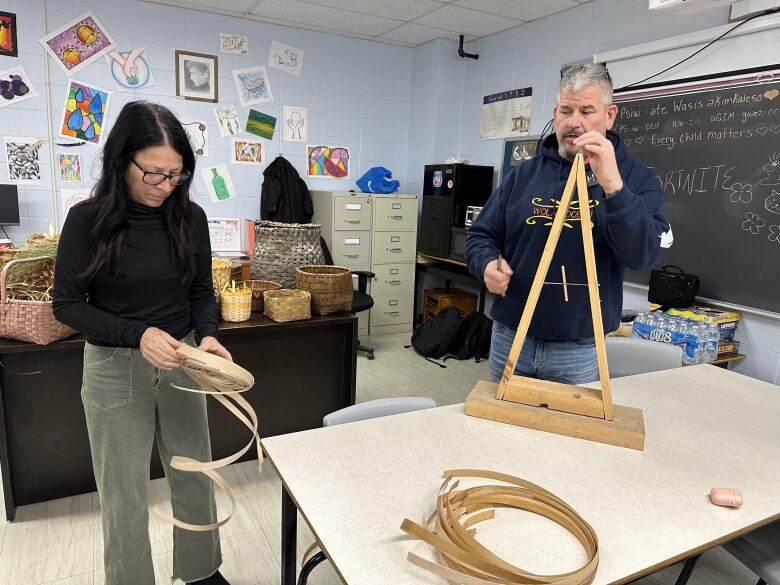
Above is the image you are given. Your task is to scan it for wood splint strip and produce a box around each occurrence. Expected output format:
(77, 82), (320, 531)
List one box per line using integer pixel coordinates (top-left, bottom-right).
(151, 344), (261, 532)
(400, 469), (599, 585)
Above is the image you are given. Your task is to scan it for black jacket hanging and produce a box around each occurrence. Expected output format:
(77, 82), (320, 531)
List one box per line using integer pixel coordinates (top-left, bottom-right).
(260, 155), (314, 223)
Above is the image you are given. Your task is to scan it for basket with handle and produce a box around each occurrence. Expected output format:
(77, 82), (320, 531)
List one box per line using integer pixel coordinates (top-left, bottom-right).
(239, 280), (281, 312)
(0, 256), (76, 345)
(220, 282), (253, 323)
(263, 289), (311, 322)
(295, 265), (353, 315)
(212, 258), (232, 302)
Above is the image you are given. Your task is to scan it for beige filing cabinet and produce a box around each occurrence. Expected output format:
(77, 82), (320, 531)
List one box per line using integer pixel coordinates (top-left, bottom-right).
(311, 191), (418, 335)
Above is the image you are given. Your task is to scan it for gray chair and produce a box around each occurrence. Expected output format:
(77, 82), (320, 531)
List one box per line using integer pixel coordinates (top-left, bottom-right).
(297, 396), (438, 585)
(722, 521), (780, 585)
(605, 336), (682, 378)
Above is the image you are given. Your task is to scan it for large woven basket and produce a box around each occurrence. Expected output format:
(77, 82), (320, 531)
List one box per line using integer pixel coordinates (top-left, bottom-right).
(295, 265), (353, 315)
(240, 280), (281, 312)
(251, 221), (324, 288)
(0, 256), (75, 345)
(263, 289), (311, 322)
(212, 258), (232, 302)
(220, 285), (253, 323)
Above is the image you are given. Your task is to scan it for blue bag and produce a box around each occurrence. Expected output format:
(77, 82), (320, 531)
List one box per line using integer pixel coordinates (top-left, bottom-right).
(356, 166), (400, 194)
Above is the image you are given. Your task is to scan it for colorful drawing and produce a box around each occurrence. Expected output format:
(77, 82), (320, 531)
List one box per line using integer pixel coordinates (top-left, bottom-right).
(231, 138), (263, 165)
(200, 164), (237, 203)
(40, 11), (117, 76)
(232, 66), (273, 107)
(61, 188), (91, 219)
(283, 105), (307, 142)
(245, 109), (276, 140)
(214, 104), (241, 137)
(4, 137), (45, 185)
(307, 146), (350, 179)
(106, 48), (155, 91)
(0, 11), (18, 57)
(181, 121), (208, 157)
(58, 153), (82, 182)
(268, 40), (303, 76)
(0, 66), (38, 108)
(59, 80), (110, 144)
(220, 33), (247, 54)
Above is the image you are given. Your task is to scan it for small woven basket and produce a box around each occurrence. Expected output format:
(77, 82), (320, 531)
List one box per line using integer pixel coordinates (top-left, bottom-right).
(0, 256), (76, 345)
(240, 280), (281, 312)
(220, 284), (253, 323)
(263, 289), (311, 322)
(295, 265), (353, 315)
(212, 258), (232, 302)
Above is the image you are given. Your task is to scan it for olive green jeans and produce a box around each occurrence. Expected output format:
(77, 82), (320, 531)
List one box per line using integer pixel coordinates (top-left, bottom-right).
(82, 334), (221, 584)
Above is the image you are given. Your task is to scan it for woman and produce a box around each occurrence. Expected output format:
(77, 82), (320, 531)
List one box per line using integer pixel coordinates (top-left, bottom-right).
(53, 101), (231, 585)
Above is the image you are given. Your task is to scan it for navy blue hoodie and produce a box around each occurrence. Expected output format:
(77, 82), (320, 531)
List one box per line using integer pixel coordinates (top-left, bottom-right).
(465, 130), (670, 340)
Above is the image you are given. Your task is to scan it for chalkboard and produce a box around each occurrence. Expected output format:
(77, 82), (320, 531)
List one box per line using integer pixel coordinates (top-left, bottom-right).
(613, 65), (780, 315)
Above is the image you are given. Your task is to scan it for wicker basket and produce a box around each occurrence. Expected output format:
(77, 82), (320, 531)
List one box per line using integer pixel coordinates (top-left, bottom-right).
(263, 289), (311, 322)
(251, 221), (324, 288)
(220, 284), (253, 323)
(212, 258), (232, 302)
(295, 265), (353, 315)
(240, 280), (281, 312)
(0, 256), (76, 345)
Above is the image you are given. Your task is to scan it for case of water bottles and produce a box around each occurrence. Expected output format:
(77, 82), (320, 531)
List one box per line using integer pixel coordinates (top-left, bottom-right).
(632, 312), (720, 365)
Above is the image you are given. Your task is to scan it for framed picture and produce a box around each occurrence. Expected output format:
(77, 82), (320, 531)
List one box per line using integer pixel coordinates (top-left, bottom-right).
(501, 136), (540, 180)
(0, 11), (18, 58)
(175, 50), (218, 103)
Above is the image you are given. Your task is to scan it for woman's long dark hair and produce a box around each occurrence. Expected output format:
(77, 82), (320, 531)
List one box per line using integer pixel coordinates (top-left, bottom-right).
(82, 101), (197, 281)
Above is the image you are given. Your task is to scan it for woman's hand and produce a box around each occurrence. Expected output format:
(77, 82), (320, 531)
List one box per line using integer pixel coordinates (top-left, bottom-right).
(198, 336), (233, 362)
(140, 327), (182, 370)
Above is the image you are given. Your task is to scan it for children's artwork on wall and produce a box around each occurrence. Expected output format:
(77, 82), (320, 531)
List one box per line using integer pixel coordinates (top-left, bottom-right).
(267, 40), (303, 76)
(0, 66), (38, 108)
(61, 188), (90, 218)
(0, 11), (18, 57)
(40, 11), (117, 76)
(4, 137), (45, 184)
(213, 104), (241, 137)
(220, 33), (248, 54)
(106, 48), (155, 92)
(200, 164), (237, 203)
(232, 66), (273, 107)
(59, 80), (111, 144)
(283, 105), (307, 142)
(58, 153), (82, 182)
(181, 121), (208, 157)
(231, 138), (264, 165)
(175, 50), (218, 103)
(307, 146), (350, 179)
(245, 109), (276, 140)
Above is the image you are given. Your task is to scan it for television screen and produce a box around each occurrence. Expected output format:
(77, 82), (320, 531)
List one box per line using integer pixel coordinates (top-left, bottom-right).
(0, 184), (20, 226)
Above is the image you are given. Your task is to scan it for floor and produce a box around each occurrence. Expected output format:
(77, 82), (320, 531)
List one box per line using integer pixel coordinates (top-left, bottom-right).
(0, 332), (760, 585)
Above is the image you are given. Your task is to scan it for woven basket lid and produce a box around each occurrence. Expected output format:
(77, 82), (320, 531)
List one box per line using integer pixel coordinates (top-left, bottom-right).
(176, 345), (254, 393)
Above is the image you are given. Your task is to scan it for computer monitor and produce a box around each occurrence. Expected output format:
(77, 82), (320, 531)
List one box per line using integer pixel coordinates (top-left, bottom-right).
(0, 184), (21, 226)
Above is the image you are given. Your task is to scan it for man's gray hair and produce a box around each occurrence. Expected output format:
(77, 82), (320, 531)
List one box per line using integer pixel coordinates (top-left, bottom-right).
(559, 63), (613, 105)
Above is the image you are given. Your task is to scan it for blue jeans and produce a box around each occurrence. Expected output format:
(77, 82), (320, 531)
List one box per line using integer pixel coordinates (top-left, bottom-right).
(488, 321), (598, 384)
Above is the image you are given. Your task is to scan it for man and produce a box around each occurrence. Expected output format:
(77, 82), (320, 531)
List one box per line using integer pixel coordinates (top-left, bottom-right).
(465, 63), (671, 384)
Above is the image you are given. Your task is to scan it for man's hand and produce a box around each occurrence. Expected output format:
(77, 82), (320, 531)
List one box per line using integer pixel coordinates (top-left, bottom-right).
(572, 131), (623, 194)
(198, 336), (233, 362)
(484, 258), (513, 297)
(140, 327), (182, 371)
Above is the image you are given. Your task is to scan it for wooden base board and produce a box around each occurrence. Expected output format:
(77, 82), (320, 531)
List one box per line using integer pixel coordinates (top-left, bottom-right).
(499, 375), (606, 419)
(465, 380), (645, 451)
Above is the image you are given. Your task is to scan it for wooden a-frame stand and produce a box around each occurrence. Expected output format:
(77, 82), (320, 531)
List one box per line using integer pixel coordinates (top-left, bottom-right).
(464, 154), (645, 450)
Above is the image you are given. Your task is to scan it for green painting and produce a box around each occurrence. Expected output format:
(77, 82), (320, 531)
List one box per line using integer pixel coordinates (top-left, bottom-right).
(245, 109), (276, 140)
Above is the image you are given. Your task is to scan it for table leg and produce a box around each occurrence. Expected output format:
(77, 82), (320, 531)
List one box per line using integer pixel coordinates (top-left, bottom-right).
(673, 554), (701, 585)
(281, 487), (297, 585)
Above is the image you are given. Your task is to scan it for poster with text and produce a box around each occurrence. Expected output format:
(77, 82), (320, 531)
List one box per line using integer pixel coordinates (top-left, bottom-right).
(481, 87), (532, 140)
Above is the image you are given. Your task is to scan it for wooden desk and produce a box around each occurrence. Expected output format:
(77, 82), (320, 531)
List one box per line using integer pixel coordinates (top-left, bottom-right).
(262, 366), (780, 585)
(0, 312), (357, 521)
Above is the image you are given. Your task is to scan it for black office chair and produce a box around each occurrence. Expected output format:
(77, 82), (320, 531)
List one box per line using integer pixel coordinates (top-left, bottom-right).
(320, 237), (375, 359)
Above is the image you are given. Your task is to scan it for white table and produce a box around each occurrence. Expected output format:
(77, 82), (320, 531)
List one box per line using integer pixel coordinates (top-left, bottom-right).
(261, 365), (780, 585)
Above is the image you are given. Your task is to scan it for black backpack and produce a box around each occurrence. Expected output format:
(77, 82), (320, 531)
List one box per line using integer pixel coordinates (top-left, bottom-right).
(446, 311), (493, 360)
(409, 307), (464, 361)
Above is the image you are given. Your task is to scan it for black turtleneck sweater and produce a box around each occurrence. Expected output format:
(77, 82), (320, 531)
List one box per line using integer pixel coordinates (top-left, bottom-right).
(53, 198), (218, 348)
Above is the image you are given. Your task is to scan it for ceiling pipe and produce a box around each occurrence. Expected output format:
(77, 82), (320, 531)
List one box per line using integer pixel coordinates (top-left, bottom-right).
(458, 35), (479, 60)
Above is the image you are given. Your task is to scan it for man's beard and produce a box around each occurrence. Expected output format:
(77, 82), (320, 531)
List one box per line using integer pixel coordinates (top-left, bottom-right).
(557, 131), (584, 160)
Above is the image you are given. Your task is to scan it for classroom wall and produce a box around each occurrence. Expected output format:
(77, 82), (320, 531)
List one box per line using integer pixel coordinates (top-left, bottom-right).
(407, 0), (780, 385)
(0, 0), (413, 239)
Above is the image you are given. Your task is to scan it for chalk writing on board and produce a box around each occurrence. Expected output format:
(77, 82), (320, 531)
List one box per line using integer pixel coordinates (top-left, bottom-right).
(742, 212), (765, 235)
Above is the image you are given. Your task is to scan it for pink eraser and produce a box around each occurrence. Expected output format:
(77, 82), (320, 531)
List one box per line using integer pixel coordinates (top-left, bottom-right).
(709, 488), (743, 508)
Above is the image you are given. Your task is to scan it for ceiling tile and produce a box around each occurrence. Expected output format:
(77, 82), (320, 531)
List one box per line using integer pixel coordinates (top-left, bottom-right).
(413, 4), (522, 37)
(248, 0), (403, 36)
(144, 0), (252, 14)
(453, 0), (579, 22)
(379, 22), (474, 45)
(296, 0), (445, 21)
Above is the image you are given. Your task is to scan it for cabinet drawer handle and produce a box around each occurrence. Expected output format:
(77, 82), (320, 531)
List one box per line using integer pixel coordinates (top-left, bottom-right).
(345, 219), (360, 224)
(388, 279), (401, 285)
(388, 247), (402, 252)
(344, 253), (359, 258)
(386, 311), (400, 317)
(389, 214), (404, 220)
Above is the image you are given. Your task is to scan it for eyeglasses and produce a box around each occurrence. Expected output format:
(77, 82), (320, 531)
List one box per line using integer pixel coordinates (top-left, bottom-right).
(131, 159), (191, 186)
(560, 63), (612, 84)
